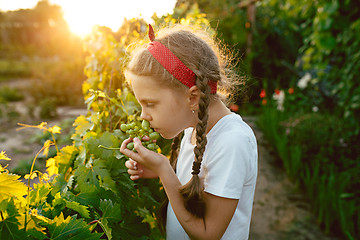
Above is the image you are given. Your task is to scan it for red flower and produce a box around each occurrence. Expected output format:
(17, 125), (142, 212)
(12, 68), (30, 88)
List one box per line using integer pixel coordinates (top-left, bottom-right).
(260, 89), (266, 98)
(262, 99), (267, 105)
(229, 104), (239, 112)
(288, 87), (294, 94)
(275, 88), (280, 95)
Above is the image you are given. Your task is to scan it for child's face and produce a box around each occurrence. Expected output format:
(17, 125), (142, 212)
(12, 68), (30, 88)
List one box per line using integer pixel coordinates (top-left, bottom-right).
(131, 75), (195, 139)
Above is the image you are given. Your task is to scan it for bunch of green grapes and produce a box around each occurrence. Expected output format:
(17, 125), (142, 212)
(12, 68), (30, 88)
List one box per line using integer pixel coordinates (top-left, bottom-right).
(120, 120), (160, 152)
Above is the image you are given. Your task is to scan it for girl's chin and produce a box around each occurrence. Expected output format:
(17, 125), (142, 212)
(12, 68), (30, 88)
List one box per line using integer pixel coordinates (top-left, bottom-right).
(160, 133), (172, 140)
(159, 131), (176, 140)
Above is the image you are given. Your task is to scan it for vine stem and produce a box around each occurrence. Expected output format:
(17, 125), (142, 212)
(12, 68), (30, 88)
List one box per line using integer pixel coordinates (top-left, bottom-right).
(98, 145), (120, 150)
(51, 133), (59, 153)
(24, 144), (47, 231)
(108, 69), (114, 131)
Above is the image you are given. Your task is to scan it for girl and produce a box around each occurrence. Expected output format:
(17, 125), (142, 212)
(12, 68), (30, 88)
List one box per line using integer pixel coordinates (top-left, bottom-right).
(120, 24), (258, 240)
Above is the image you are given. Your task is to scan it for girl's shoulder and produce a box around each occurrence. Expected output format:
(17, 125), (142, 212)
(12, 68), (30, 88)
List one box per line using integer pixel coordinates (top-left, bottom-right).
(205, 113), (258, 159)
(208, 113), (256, 141)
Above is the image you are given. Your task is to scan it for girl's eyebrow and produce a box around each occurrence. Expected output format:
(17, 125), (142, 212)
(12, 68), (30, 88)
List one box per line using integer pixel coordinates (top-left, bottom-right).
(139, 98), (158, 103)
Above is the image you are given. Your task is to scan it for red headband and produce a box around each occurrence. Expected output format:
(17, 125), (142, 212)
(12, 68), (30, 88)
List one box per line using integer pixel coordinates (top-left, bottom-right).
(147, 24), (217, 94)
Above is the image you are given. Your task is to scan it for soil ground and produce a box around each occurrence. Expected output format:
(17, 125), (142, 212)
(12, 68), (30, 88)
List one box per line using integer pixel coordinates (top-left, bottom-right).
(245, 117), (339, 240)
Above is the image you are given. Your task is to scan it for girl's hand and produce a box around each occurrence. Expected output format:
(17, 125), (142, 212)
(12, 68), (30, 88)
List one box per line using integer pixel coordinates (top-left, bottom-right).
(125, 158), (158, 180)
(120, 137), (169, 177)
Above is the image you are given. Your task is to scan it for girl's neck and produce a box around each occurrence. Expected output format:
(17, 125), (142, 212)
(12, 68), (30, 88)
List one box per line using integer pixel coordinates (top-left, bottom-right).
(191, 99), (232, 145)
(206, 99), (232, 134)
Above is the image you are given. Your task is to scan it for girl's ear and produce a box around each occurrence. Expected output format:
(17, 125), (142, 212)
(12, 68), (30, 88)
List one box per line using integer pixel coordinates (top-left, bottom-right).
(187, 85), (200, 111)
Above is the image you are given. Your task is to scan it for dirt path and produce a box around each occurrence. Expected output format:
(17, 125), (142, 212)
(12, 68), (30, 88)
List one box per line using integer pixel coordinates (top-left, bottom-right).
(245, 117), (339, 240)
(0, 106), (87, 170)
(1, 78), (87, 169)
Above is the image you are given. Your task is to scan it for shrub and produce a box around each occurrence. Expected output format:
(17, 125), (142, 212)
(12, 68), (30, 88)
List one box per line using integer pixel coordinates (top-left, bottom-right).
(0, 86), (24, 102)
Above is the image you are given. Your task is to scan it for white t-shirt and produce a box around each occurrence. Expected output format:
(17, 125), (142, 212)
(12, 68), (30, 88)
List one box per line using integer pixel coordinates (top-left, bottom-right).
(166, 113), (258, 240)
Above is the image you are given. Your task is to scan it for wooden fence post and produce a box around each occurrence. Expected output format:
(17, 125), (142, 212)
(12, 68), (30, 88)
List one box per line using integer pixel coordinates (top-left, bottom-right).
(238, 0), (259, 56)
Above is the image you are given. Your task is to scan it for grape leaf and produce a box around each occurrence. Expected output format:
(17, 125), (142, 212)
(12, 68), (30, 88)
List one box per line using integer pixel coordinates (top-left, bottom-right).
(73, 115), (94, 136)
(68, 187), (120, 209)
(26, 228), (47, 240)
(0, 199), (27, 239)
(74, 159), (115, 192)
(97, 218), (112, 240)
(98, 132), (120, 160)
(118, 212), (151, 239)
(46, 157), (58, 177)
(0, 173), (27, 202)
(99, 199), (121, 223)
(29, 182), (52, 206)
(57, 146), (79, 165)
(43, 213), (102, 240)
(85, 132), (119, 161)
(135, 207), (156, 229)
(65, 200), (90, 219)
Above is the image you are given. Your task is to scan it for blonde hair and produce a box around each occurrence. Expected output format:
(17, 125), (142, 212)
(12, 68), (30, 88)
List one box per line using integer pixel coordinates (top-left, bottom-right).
(126, 24), (240, 225)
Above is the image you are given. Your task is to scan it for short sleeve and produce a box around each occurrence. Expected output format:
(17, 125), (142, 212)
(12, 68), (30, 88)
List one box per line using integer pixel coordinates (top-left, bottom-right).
(203, 131), (256, 199)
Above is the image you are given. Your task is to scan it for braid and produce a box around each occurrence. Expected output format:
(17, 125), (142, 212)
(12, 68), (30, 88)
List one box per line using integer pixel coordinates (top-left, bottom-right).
(169, 132), (184, 171)
(179, 72), (210, 219)
(158, 132), (183, 232)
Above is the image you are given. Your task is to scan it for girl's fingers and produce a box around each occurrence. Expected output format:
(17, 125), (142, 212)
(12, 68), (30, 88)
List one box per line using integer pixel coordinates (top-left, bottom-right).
(127, 168), (143, 181)
(125, 159), (138, 170)
(130, 175), (140, 181)
(125, 158), (143, 180)
(120, 138), (141, 161)
(127, 168), (143, 176)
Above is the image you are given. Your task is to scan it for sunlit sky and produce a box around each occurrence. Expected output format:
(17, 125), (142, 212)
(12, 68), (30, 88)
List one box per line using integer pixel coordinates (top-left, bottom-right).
(0, 0), (177, 36)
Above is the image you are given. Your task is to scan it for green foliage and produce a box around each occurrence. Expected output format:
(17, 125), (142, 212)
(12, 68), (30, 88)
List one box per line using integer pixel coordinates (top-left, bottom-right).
(207, 0), (360, 238)
(257, 101), (360, 239)
(0, 60), (32, 82)
(0, 86), (24, 102)
(30, 58), (85, 107)
(2, 17), (171, 239)
(0, 199), (27, 240)
(296, 0), (360, 138)
(41, 214), (102, 240)
(194, 0), (360, 140)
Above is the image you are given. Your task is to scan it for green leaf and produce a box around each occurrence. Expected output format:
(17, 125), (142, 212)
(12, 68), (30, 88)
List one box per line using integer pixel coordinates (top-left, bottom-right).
(318, 34), (336, 50)
(26, 228), (48, 240)
(65, 200), (90, 219)
(0, 199), (26, 240)
(118, 213), (151, 239)
(99, 199), (121, 223)
(71, 188), (120, 209)
(29, 182), (52, 206)
(135, 207), (157, 229)
(97, 218), (112, 240)
(74, 159), (116, 192)
(43, 213), (102, 240)
(98, 132), (120, 160)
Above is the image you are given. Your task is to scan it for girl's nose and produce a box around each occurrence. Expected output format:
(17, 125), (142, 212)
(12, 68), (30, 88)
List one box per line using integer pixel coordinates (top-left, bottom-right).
(140, 111), (151, 121)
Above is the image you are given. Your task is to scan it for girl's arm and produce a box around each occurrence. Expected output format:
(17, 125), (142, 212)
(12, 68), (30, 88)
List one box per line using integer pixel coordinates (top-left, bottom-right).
(120, 138), (238, 240)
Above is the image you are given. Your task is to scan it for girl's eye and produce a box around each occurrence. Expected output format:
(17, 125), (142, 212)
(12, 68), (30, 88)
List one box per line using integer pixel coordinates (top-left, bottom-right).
(146, 103), (155, 108)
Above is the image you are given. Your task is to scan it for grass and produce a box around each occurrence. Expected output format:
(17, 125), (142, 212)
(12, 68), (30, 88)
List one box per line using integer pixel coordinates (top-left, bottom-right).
(257, 104), (360, 240)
